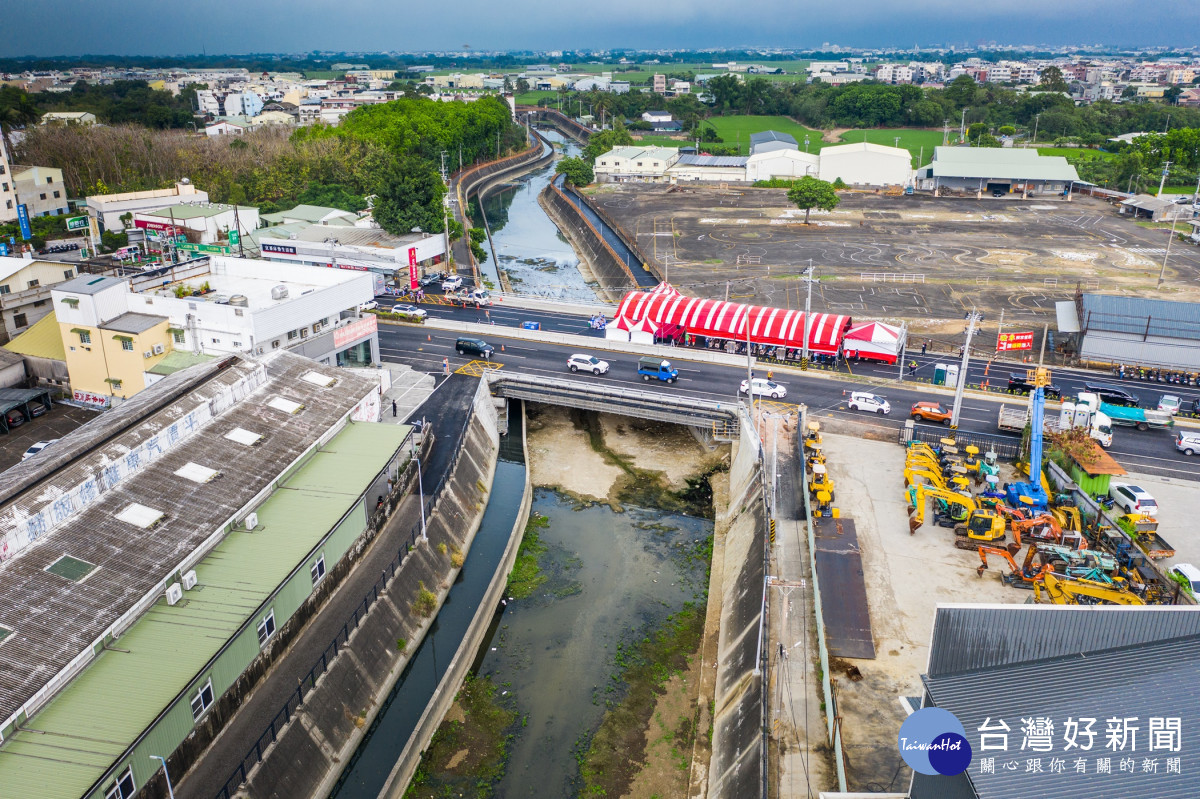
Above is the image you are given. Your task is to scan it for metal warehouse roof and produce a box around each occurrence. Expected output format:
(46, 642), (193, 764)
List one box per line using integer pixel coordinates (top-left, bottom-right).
(924, 633), (1200, 799)
(675, 154), (750, 167)
(0, 351), (377, 725)
(1080, 293), (1200, 341)
(749, 130), (797, 146)
(0, 421), (411, 799)
(928, 146), (1079, 182)
(103, 312), (167, 335)
(926, 604), (1200, 678)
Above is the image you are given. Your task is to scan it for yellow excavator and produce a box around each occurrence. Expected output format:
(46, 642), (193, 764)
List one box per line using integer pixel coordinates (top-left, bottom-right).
(1034, 572), (1146, 605)
(809, 462), (835, 501)
(1049, 504), (1082, 533)
(953, 508), (1008, 550)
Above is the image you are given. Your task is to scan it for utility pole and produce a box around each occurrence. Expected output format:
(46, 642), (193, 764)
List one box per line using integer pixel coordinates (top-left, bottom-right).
(896, 323), (909, 382)
(943, 119), (949, 146)
(439, 151), (451, 270)
(1157, 161), (1171, 198)
(799, 260), (817, 366)
(950, 309), (983, 428)
(1158, 211), (1181, 287)
(960, 108), (967, 142)
(1037, 323), (1049, 367)
(1031, 113), (1040, 148)
(996, 308), (1004, 352)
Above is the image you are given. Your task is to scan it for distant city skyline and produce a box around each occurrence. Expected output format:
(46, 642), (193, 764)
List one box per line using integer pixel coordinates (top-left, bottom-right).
(0, 0), (1192, 59)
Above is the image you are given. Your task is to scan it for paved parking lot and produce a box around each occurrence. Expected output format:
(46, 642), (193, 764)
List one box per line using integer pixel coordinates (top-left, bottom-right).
(0, 403), (100, 473)
(591, 187), (1200, 339)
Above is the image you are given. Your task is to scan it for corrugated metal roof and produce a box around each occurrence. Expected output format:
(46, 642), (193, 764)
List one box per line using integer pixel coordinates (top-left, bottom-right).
(674, 154), (750, 167)
(103, 311), (167, 334)
(924, 634), (1200, 799)
(927, 605), (1200, 677)
(1056, 301), (1080, 333)
(4, 310), (66, 360)
(1079, 332), (1200, 370)
(750, 130), (797, 146)
(54, 275), (125, 296)
(930, 146), (1079, 182)
(0, 352), (378, 724)
(1080, 293), (1200, 340)
(0, 421), (410, 799)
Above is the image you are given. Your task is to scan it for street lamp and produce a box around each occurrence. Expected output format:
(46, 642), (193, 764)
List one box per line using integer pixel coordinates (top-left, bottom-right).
(804, 135), (810, 153)
(149, 756), (175, 799)
(413, 419), (427, 541)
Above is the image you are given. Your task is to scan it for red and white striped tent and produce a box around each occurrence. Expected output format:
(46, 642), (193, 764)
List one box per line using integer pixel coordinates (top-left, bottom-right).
(606, 313), (658, 345)
(614, 284), (852, 355)
(842, 321), (905, 365)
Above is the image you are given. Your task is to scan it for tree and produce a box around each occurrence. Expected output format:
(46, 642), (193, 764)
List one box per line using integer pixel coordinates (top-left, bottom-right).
(515, 78), (530, 94)
(372, 155), (447, 237)
(582, 125), (633, 162)
(555, 156), (594, 186)
(786, 176), (840, 224)
(998, 125), (1017, 136)
(0, 85), (40, 155)
(1038, 66), (1070, 93)
(968, 122), (989, 141)
(976, 133), (1003, 148)
(1164, 86), (1183, 106)
(945, 75), (978, 108)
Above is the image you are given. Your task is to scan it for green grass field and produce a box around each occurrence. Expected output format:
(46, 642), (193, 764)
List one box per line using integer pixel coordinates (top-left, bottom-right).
(836, 128), (945, 166)
(303, 70), (346, 80)
(629, 135), (691, 147)
(514, 90), (560, 106)
(702, 115), (825, 155)
(1035, 147), (1118, 161)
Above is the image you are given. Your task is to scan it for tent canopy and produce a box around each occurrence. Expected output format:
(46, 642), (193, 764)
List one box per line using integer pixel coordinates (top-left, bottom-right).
(616, 284), (852, 354)
(844, 321), (902, 346)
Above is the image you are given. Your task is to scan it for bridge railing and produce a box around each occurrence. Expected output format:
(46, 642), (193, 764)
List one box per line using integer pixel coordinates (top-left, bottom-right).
(488, 372), (741, 436)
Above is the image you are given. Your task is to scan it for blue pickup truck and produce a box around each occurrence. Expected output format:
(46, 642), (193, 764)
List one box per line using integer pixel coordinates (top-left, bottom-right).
(638, 356), (678, 383)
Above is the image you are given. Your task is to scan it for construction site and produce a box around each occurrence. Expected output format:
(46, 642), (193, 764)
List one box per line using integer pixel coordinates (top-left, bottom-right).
(772, 365), (1194, 794)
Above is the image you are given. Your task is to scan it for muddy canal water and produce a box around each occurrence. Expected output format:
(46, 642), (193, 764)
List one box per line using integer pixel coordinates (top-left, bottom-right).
(480, 488), (711, 796)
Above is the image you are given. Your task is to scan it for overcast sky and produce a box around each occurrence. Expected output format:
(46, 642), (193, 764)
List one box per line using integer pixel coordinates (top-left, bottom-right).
(0, 0), (1188, 57)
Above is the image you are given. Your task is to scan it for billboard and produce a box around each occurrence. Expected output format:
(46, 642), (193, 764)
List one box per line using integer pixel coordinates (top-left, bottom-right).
(16, 204), (31, 240)
(408, 247), (418, 290)
(997, 332), (1034, 352)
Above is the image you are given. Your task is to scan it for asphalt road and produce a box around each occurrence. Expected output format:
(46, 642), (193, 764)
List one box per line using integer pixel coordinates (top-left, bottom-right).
(373, 307), (1197, 483)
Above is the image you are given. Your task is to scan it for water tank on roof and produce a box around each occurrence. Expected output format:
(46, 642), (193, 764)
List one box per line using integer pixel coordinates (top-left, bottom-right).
(229, 295), (249, 307)
(270, 285), (289, 300)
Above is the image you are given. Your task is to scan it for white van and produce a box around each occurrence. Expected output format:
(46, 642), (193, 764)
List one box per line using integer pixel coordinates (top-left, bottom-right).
(1175, 431), (1200, 456)
(1169, 563), (1200, 594)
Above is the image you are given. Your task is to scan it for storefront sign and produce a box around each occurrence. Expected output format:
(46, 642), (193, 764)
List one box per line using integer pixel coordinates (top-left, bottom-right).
(334, 314), (378, 349)
(261, 242), (297, 255)
(73, 390), (110, 408)
(997, 332), (1034, 352)
(408, 247), (419, 290)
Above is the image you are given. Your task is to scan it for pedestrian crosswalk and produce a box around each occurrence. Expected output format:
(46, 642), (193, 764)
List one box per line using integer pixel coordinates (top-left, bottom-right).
(1123, 246), (1167, 255)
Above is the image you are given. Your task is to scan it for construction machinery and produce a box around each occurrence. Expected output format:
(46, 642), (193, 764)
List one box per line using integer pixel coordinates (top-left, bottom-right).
(1003, 367), (1052, 513)
(1034, 572), (1146, 605)
(976, 544), (1052, 588)
(809, 462), (835, 501)
(813, 489), (839, 518)
(908, 483), (979, 535)
(804, 421), (822, 450)
(953, 507), (1008, 550)
(1049, 503), (1082, 533)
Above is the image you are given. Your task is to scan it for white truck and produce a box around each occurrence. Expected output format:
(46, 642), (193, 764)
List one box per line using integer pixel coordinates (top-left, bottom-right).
(997, 392), (1113, 448)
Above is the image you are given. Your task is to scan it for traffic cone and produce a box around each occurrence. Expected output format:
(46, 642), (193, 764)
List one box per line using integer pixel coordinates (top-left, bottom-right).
(427, 334), (431, 341)
(501, 344), (505, 352)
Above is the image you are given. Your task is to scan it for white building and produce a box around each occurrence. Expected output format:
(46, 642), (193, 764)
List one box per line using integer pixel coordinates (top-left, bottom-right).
(666, 155), (750, 183)
(818, 142), (913, 187)
(86, 181), (209, 232)
(52, 257), (379, 371)
(133, 202), (259, 246)
(593, 146), (681, 183)
(223, 91), (264, 117)
(255, 226), (447, 282)
(13, 165), (68, 218)
(745, 148), (819, 182)
(0, 136), (17, 224)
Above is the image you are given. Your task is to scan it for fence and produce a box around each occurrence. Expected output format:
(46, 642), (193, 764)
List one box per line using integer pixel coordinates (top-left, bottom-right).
(211, 412), (478, 799)
(899, 421), (1022, 460)
(860, 272), (924, 283)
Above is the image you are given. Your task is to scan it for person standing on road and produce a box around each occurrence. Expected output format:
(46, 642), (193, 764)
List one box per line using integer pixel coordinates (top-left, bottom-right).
(392, 399), (398, 417)
(921, 341), (927, 356)
(909, 360), (918, 376)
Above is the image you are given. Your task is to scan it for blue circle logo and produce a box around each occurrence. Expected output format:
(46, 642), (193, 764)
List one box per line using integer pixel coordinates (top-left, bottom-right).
(898, 708), (973, 776)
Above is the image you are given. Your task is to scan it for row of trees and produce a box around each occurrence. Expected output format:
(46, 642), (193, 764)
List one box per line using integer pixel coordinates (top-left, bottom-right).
(0, 81), (201, 135)
(15, 95), (526, 238)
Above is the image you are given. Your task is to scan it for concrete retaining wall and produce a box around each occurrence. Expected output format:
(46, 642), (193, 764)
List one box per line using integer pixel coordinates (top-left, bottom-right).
(565, 187), (661, 283)
(517, 107), (594, 145)
(242, 382), (503, 799)
(707, 411), (766, 798)
(379, 400), (532, 797)
(538, 182), (640, 302)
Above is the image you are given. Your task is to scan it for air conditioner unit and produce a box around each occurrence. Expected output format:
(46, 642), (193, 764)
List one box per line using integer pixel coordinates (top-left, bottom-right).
(143, 350), (153, 359)
(165, 582), (183, 605)
(244, 512), (259, 530)
(182, 570), (198, 590)
(299, 328), (308, 338)
(153, 343), (165, 355)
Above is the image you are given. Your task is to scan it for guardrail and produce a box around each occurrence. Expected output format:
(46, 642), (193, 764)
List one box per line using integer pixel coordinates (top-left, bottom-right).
(899, 421), (1022, 460)
(487, 372), (740, 437)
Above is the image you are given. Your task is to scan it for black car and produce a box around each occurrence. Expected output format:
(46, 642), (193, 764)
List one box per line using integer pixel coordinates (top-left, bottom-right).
(455, 336), (494, 358)
(1007, 373), (1062, 399)
(1083, 383), (1140, 407)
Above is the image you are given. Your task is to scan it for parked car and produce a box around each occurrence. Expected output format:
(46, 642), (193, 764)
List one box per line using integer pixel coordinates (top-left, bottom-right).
(1175, 431), (1200, 456)
(419, 272), (444, 287)
(28, 402), (48, 418)
(847, 391), (890, 415)
(441, 276), (464, 292)
(357, 300), (379, 312)
(390, 304), (428, 320)
(1108, 483), (1158, 516)
(1168, 563), (1200, 593)
(1007, 372), (1062, 399)
(910, 401), (952, 425)
(637, 356), (678, 383)
(21, 439), (58, 461)
(1158, 394), (1183, 415)
(567, 353), (609, 375)
(455, 336), (493, 358)
(1083, 383), (1140, 407)
(739, 378), (787, 399)
(5, 409), (25, 428)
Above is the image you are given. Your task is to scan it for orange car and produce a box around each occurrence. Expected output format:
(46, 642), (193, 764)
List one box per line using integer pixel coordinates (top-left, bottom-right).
(911, 401), (953, 425)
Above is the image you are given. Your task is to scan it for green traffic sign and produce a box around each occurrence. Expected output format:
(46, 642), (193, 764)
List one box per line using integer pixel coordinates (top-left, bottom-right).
(228, 229), (240, 246)
(178, 242), (232, 255)
(66, 216), (89, 231)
